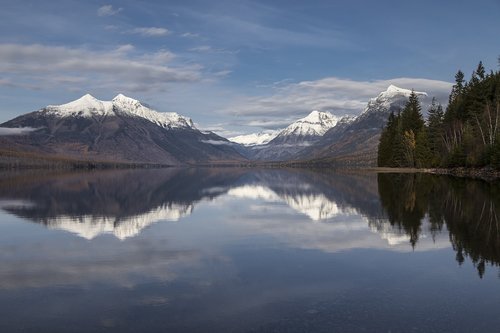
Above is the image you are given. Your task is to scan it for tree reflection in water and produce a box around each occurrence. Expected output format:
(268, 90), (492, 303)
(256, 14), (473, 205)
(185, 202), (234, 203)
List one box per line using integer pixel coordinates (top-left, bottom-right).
(377, 173), (500, 278)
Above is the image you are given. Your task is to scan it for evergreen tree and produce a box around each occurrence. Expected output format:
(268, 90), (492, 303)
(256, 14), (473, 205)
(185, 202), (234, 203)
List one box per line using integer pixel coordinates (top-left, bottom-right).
(415, 129), (432, 168)
(378, 112), (398, 166)
(449, 70), (465, 104)
(401, 90), (425, 135)
(476, 61), (486, 80)
(446, 70), (468, 122)
(401, 130), (416, 167)
(427, 98), (444, 165)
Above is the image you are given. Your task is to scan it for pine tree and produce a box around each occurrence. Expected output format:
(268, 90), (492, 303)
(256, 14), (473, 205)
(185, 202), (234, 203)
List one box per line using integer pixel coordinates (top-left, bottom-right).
(427, 98), (444, 165)
(401, 130), (416, 167)
(476, 61), (486, 80)
(415, 128), (432, 168)
(401, 90), (424, 135)
(449, 70), (465, 104)
(378, 112), (400, 167)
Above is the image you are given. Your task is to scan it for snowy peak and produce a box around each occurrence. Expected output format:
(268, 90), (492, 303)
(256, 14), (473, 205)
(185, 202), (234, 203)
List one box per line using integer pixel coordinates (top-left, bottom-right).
(278, 110), (338, 138)
(379, 85), (427, 100)
(46, 94), (113, 117)
(361, 85), (428, 117)
(111, 94), (194, 129)
(44, 94), (195, 130)
(229, 130), (279, 146)
(112, 93), (142, 106)
(302, 110), (329, 123)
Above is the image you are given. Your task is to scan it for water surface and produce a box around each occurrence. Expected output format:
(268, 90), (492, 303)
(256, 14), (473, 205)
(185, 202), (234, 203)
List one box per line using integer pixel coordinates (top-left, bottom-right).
(0, 168), (499, 332)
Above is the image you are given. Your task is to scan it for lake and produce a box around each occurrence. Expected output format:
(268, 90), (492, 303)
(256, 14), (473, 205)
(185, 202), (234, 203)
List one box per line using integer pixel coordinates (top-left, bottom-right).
(0, 168), (499, 332)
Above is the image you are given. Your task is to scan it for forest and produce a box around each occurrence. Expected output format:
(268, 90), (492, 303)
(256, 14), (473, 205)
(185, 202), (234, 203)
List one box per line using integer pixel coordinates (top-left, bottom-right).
(378, 60), (500, 168)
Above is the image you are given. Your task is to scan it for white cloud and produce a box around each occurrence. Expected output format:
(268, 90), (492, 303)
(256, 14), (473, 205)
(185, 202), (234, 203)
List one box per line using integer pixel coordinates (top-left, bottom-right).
(196, 124), (242, 138)
(0, 44), (201, 92)
(221, 77), (453, 130)
(189, 45), (213, 52)
(213, 70), (232, 77)
(189, 45), (238, 54)
(0, 127), (38, 136)
(181, 32), (199, 38)
(131, 27), (170, 37)
(97, 5), (122, 17)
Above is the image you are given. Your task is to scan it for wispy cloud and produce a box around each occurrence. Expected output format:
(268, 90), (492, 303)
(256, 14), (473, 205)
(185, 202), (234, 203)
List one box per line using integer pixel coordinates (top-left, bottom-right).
(186, 8), (354, 50)
(189, 45), (212, 52)
(131, 27), (170, 37)
(213, 70), (232, 77)
(181, 32), (199, 38)
(0, 127), (37, 136)
(189, 45), (239, 55)
(196, 124), (242, 138)
(97, 5), (122, 17)
(221, 77), (453, 130)
(201, 139), (234, 146)
(0, 43), (201, 92)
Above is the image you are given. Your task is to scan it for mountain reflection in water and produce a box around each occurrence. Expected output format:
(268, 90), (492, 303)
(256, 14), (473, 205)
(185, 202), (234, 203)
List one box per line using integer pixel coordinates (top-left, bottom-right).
(0, 168), (382, 240)
(0, 168), (498, 279)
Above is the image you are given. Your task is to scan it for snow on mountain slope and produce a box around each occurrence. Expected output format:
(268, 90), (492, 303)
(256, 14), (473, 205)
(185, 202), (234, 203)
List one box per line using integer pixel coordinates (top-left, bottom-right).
(229, 130), (280, 146)
(112, 94), (194, 129)
(46, 94), (114, 118)
(361, 85), (427, 116)
(234, 110), (339, 148)
(45, 93), (194, 129)
(277, 110), (339, 138)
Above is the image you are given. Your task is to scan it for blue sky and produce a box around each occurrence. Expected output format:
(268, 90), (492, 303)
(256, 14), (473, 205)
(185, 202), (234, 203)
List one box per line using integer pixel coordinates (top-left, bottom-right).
(0, 0), (499, 136)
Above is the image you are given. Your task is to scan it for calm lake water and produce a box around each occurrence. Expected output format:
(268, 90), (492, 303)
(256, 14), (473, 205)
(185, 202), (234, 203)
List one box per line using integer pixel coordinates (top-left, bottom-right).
(0, 168), (499, 332)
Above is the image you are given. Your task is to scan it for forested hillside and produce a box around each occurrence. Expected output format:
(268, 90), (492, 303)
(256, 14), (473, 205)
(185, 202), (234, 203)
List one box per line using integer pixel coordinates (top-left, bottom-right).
(378, 60), (500, 169)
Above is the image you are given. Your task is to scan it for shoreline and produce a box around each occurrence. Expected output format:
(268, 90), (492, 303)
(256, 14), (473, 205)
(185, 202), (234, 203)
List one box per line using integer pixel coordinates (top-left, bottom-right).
(2, 149), (500, 181)
(368, 167), (500, 181)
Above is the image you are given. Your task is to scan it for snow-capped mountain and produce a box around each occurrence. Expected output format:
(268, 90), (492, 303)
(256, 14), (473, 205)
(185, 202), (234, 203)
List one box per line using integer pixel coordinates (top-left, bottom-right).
(368, 85), (426, 109)
(46, 93), (195, 129)
(0, 94), (244, 165)
(356, 85), (427, 123)
(229, 130), (280, 146)
(274, 110), (339, 140)
(240, 110), (340, 160)
(298, 85), (430, 165)
(230, 110), (338, 150)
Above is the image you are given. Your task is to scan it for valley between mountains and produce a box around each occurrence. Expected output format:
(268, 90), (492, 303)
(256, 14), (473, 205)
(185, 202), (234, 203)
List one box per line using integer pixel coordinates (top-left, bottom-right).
(0, 85), (432, 167)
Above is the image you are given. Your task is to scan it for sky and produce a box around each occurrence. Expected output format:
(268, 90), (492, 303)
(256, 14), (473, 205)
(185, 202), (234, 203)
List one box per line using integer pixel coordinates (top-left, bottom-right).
(0, 0), (499, 137)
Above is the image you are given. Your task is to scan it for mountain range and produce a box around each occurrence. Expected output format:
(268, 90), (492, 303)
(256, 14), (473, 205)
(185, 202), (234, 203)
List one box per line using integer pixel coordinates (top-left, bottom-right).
(0, 85), (430, 166)
(230, 85), (429, 164)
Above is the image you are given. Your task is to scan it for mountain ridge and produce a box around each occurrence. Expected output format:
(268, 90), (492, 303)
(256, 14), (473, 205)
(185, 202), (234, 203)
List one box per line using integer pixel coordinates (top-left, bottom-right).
(0, 94), (245, 165)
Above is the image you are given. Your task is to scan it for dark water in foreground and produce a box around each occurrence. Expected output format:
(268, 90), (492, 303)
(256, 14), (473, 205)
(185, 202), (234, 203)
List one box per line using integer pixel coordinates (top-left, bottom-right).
(0, 168), (499, 332)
